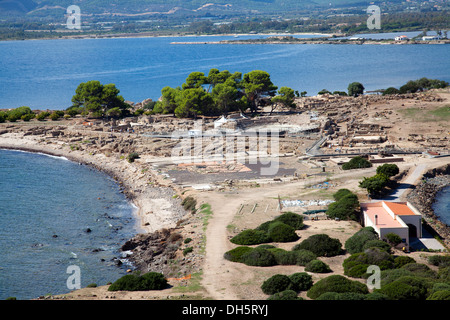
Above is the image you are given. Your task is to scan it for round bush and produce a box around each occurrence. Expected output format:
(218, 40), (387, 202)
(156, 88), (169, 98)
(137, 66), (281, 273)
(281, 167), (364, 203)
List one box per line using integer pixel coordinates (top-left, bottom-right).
(267, 290), (303, 300)
(292, 249), (317, 266)
(273, 212), (304, 230)
(307, 275), (368, 300)
(240, 247), (277, 267)
(230, 229), (271, 245)
(108, 272), (167, 291)
(305, 259), (332, 273)
(269, 248), (299, 265)
(295, 234), (342, 257)
(223, 246), (254, 262)
(427, 290), (450, 300)
(288, 272), (313, 291)
(362, 240), (391, 252)
(261, 274), (292, 295)
(393, 256), (416, 268)
(377, 276), (429, 300)
(267, 221), (299, 243)
(345, 227), (379, 254)
(401, 263), (437, 279)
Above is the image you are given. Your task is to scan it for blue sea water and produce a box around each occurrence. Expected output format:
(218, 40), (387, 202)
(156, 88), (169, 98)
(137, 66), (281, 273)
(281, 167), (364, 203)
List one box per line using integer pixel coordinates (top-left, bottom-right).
(0, 149), (139, 300)
(433, 186), (450, 227)
(0, 35), (449, 109)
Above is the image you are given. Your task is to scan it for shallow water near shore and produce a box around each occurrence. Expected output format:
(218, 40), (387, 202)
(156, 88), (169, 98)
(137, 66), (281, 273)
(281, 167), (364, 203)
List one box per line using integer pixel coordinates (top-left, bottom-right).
(433, 185), (450, 226)
(0, 149), (139, 300)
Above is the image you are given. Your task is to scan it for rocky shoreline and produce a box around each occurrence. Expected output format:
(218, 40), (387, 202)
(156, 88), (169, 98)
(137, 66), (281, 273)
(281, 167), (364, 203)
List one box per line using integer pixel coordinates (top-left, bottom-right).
(407, 164), (450, 248)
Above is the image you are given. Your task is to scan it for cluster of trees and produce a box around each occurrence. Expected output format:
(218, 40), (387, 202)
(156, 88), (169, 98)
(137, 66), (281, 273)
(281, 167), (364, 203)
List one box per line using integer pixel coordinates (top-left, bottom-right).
(69, 80), (131, 118)
(250, 223), (450, 300)
(318, 82), (364, 97)
(150, 69), (295, 118)
(383, 77), (449, 95)
(359, 163), (400, 196)
(0, 106), (69, 123)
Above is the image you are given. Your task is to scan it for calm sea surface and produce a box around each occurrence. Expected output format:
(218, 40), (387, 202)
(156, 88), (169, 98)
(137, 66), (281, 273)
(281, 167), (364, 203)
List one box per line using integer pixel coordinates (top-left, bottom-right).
(433, 186), (450, 227)
(0, 150), (139, 300)
(0, 34), (449, 109)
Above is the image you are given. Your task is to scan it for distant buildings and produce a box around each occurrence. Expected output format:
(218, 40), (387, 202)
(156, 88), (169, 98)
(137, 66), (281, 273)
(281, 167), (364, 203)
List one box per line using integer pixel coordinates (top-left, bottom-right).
(422, 35), (442, 41)
(360, 201), (422, 249)
(394, 35), (409, 41)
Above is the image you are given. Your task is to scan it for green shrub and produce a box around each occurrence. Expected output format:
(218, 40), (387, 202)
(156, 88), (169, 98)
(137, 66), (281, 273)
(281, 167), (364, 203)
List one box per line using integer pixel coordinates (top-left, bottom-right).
(183, 247), (193, 256)
(401, 263), (437, 279)
(223, 246), (254, 262)
(294, 234), (342, 257)
(0, 111), (7, 123)
(427, 290), (450, 300)
(307, 275), (368, 300)
(181, 196), (197, 212)
(345, 227), (379, 254)
(393, 256), (416, 269)
(127, 152), (140, 163)
(267, 221), (299, 242)
(376, 164), (400, 177)
(362, 240), (391, 252)
(267, 290), (303, 300)
(269, 248), (300, 265)
(376, 276), (430, 300)
(430, 283), (450, 295)
(273, 212), (304, 230)
(333, 189), (353, 201)
(342, 156), (372, 170)
(364, 292), (390, 300)
(428, 255), (450, 268)
(261, 274), (292, 295)
(438, 267), (450, 282)
(21, 113), (35, 121)
(380, 269), (413, 286)
(240, 247), (277, 267)
(230, 229), (271, 245)
(326, 193), (360, 220)
(316, 292), (367, 300)
(288, 272), (313, 292)
(36, 111), (50, 121)
(305, 259), (332, 273)
(385, 233), (402, 246)
(108, 272), (167, 291)
(343, 248), (394, 278)
(292, 249), (317, 266)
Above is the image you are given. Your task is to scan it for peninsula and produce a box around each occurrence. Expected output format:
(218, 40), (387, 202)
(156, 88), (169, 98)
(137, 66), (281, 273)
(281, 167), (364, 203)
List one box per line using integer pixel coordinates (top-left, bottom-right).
(1, 85), (449, 300)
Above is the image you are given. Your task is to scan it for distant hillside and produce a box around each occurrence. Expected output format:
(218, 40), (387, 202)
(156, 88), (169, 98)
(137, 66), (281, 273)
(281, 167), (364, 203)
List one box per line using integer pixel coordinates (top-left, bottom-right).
(0, 0), (37, 14)
(0, 0), (368, 17)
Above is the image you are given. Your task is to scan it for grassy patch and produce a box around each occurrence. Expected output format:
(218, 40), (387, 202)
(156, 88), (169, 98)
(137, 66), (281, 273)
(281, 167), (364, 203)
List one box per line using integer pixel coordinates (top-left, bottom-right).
(172, 272), (204, 294)
(400, 105), (450, 122)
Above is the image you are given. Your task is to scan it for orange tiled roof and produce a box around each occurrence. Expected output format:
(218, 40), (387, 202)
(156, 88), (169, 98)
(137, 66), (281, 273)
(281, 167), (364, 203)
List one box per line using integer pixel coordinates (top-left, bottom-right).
(384, 201), (416, 216)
